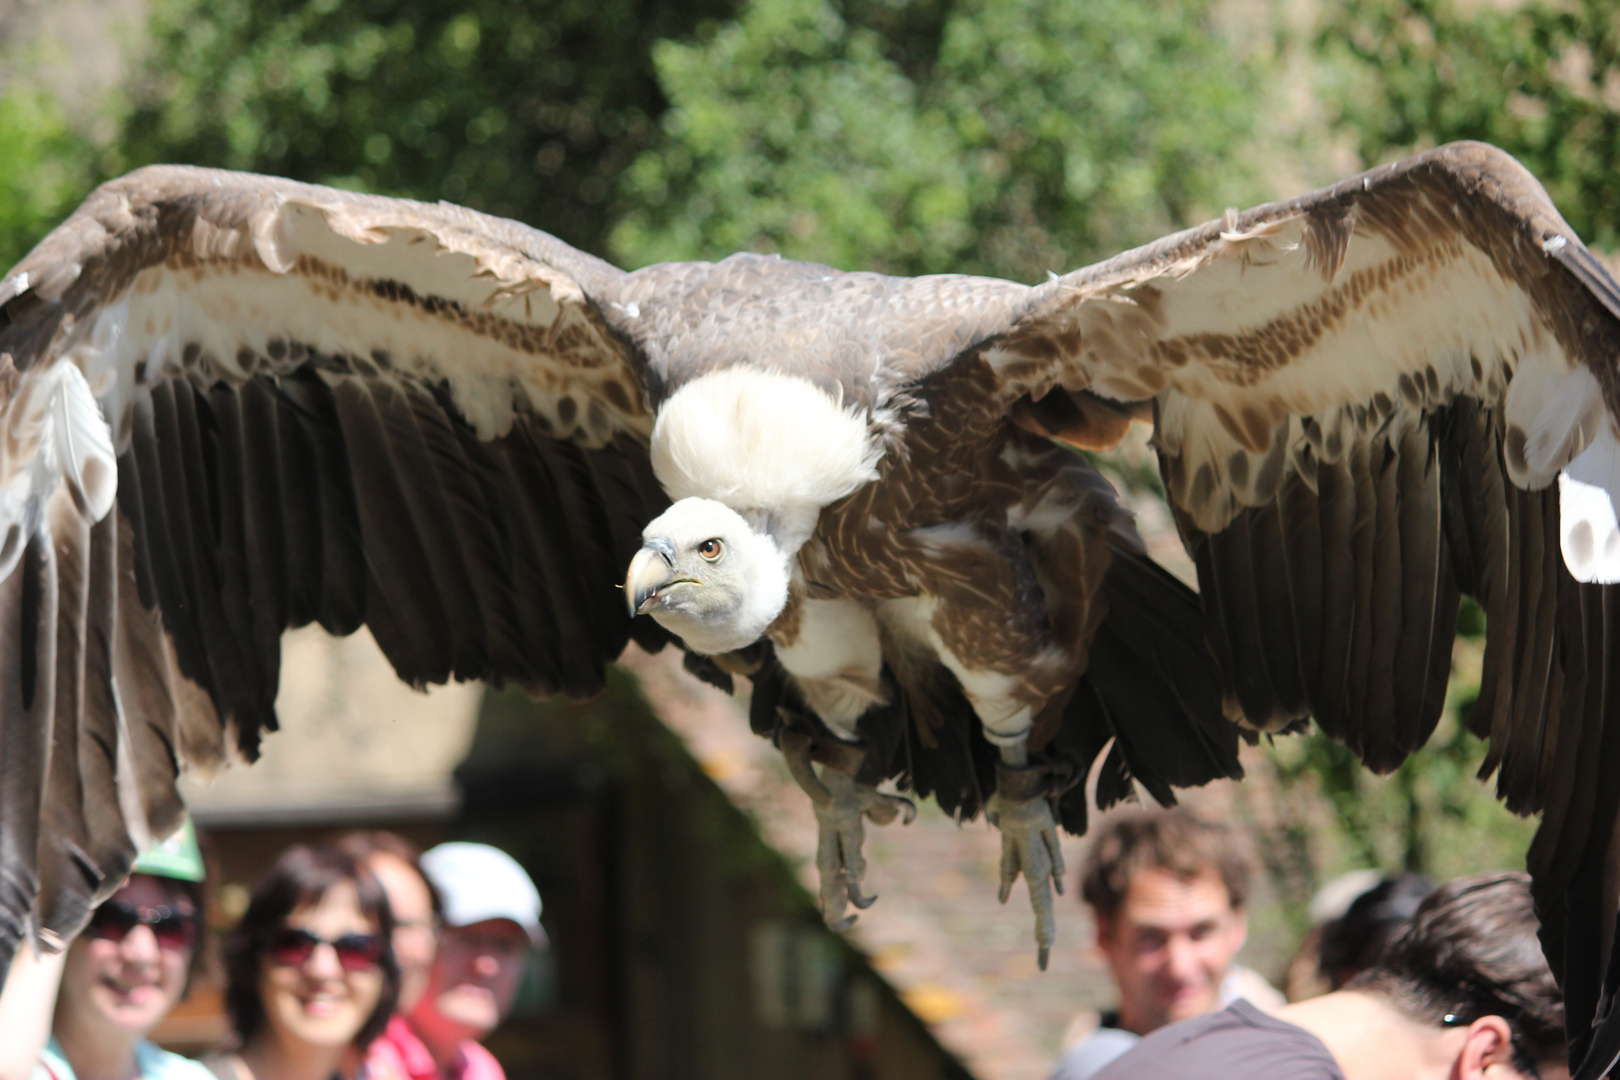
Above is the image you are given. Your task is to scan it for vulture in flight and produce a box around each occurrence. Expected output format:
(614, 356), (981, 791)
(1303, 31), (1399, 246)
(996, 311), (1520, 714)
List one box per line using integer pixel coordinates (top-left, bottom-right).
(6, 141), (1620, 1073)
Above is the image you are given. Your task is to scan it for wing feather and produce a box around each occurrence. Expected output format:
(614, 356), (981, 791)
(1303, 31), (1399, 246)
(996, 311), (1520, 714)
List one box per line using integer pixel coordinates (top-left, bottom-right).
(403, 382), (529, 682)
(1245, 499), (1309, 721)
(0, 522), (55, 960)
(211, 381), (285, 700)
(74, 511), (136, 904)
(35, 493), (97, 937)
(1311, 449), (1359, 743)
(276, 370), (367, 637)
(1277, 459), (1324, 726)
(326, 372), (456, 685)
(1362, 430), (1406, 770)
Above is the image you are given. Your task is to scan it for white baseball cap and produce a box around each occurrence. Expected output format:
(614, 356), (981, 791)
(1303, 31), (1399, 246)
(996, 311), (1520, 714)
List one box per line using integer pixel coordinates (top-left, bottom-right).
(420, 842), (545, 946)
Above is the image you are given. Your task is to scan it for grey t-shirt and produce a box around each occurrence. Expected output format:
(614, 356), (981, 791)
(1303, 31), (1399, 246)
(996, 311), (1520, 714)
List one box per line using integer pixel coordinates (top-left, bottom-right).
(1090, 1000), (1346, 1080)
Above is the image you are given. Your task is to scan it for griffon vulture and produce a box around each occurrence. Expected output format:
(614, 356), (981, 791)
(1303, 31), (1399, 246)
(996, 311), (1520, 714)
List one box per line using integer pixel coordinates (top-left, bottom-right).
(6, 142), (1620, 1074)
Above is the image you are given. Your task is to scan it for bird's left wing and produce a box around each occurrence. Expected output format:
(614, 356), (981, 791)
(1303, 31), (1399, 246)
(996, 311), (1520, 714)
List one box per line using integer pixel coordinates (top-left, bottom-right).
(0, 166), (669, 967)
(986, 141), (1620, 1067)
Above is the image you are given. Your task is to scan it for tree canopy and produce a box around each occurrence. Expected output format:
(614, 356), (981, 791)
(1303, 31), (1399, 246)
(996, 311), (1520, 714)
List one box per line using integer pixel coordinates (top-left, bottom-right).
(611, 0), (1277, 279)
(1319, 0), (1620, 250)
(116, 0), (735, 256)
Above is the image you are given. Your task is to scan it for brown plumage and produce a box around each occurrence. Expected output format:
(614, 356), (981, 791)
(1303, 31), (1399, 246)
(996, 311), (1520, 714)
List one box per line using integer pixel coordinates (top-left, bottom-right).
(6, 142), (1620, 1071)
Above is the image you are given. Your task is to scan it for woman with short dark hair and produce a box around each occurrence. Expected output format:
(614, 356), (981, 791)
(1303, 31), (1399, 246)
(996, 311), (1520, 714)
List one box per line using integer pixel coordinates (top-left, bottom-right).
(206, 846), (399, 1080)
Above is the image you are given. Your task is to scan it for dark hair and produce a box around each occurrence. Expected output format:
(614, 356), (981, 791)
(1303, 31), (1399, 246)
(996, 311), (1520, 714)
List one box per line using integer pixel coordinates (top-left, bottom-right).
(223, 845), (400, 1051)
(1079, 809), (1251, 919)
(336, 831), (443, 921)
(1318, 873), (1433, 990)
(1351, 871), (1564, 1073)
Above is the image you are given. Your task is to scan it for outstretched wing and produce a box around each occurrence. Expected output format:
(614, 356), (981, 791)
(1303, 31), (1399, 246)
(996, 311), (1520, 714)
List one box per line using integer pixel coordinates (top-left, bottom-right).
(990, 142), (1620, 1065)
(0, 166), (671, 966)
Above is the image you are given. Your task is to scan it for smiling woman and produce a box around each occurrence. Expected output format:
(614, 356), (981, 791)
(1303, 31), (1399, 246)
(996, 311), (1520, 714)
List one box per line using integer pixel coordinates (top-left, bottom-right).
(205, 847), (400, 1080)
(0, 823), (213, 1080)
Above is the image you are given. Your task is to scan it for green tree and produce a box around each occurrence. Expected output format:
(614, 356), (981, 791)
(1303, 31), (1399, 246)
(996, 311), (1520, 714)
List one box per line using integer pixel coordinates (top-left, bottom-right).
(611, 0), (1283, 279)
(118, 0), (736, 254)
(1317, 0), (1620, 250)
(0, 81), (102, 270)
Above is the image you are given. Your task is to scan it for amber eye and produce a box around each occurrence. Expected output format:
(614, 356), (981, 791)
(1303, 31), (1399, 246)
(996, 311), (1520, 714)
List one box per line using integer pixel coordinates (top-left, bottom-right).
(698, 538), (724, 561)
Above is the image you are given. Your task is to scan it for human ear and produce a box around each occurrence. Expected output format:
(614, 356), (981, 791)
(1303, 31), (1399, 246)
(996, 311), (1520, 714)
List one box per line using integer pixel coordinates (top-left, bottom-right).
(1455, 1016), (1515, 1079)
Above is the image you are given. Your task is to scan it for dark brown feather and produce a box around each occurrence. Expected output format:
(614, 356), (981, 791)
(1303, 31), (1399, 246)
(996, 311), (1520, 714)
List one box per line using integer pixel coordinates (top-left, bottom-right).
(405, 383), (531, 683)
(1277, 457), (1325, 723)
(0, 524), (56, 963)
(326, 372), (454, 686)
(34, 493), (99, 937)
(277, 370), (366, 638)
(1311, 449), (1359, 740)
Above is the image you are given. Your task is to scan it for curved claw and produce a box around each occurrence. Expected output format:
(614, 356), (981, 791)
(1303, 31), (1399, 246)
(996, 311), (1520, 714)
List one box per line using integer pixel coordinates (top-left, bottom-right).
(793, 762), (913, 931)
(986, 789), (1066, 971)
(864, 791), (917, 827)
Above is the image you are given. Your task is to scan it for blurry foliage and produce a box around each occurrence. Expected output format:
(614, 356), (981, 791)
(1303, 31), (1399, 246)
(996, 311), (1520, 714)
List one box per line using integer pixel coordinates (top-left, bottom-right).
(1317, 0), (1620, 250)
(0, 75), (104, 270)
(116, 0), (736, 254)
(611, 0), (1280, 279)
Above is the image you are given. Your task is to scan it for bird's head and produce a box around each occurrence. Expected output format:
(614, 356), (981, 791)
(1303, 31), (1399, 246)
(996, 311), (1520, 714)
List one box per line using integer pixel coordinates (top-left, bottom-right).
(625, 498), (790, 655)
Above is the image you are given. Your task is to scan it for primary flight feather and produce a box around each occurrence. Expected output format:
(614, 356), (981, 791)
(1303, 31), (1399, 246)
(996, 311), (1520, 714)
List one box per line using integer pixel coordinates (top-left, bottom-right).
(6, 142), (1620, 1073)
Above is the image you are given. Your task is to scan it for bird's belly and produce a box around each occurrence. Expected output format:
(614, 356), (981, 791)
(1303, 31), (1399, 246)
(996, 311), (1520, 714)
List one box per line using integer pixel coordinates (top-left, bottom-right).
(771, 597), (887, 739)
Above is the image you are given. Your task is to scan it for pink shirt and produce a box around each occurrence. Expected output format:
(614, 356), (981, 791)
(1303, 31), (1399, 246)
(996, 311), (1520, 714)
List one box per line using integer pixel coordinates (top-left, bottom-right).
(365, 1015), (506, 1080)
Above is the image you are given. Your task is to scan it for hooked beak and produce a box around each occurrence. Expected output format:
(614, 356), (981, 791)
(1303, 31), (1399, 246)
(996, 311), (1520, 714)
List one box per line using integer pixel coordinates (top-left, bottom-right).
(626, 536), (679, 616)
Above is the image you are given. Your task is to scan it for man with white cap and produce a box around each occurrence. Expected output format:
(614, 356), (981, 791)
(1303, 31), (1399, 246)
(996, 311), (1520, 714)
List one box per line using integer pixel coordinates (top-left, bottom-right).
(368, 842), (543, 1080)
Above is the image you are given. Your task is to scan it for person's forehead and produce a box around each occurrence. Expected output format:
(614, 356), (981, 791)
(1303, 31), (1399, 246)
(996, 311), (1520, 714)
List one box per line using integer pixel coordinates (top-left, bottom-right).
(368, 854), (431, 910)
(117, 872), (187, 908)
(288, 879), (371, 928)
(1115, 866), (1236, 927)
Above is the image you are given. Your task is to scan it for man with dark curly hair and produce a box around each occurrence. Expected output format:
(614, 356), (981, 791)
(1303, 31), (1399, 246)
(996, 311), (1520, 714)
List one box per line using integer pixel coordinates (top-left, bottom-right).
(1052, 809), (1282, 1080)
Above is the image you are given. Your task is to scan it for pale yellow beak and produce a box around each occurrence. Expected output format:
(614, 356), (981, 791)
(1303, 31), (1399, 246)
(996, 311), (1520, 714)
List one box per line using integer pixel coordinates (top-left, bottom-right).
(626, 536), (679, 616)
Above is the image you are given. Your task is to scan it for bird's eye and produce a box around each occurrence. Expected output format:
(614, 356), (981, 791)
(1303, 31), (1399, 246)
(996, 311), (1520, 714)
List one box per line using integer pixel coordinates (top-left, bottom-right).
(698, 538), (724, 561)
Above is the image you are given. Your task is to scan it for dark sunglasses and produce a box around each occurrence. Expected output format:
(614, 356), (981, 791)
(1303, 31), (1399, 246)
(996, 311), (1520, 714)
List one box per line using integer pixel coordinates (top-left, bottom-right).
(268, 927), (383, 973)
(85, 900), (197, 951)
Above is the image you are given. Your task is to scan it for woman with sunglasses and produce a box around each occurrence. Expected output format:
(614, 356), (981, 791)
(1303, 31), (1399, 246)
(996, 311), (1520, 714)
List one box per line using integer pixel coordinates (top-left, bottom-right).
(0, 821), (213, 1080)
(206, 846), (398, 1080)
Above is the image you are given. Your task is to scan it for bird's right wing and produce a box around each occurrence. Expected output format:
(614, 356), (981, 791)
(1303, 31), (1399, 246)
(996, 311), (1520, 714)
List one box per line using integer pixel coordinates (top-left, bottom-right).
(985, 142), (1620, 1071)
(0, 166), (672, 968)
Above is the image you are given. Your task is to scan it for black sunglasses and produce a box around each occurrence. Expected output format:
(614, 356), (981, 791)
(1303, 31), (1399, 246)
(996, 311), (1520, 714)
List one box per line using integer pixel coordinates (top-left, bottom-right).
(85, 900), (197, 951)
(268, 927), (383, 973)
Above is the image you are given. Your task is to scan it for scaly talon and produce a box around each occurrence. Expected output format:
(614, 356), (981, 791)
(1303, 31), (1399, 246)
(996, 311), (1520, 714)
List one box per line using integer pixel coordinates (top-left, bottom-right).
(986, 784), (1066, 971)
(781, 729), (912, 930)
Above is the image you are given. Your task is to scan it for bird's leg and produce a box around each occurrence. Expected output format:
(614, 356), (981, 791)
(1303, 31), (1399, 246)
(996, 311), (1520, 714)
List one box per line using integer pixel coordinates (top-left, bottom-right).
(985, 740), (1074, 970)
(779, 724), (915, 931)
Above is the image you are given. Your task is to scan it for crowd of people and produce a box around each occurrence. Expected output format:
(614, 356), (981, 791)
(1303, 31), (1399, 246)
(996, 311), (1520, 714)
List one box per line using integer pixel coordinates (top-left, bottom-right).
(0, 805), (1571, 1080)
(0, 827), (540, 1080)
